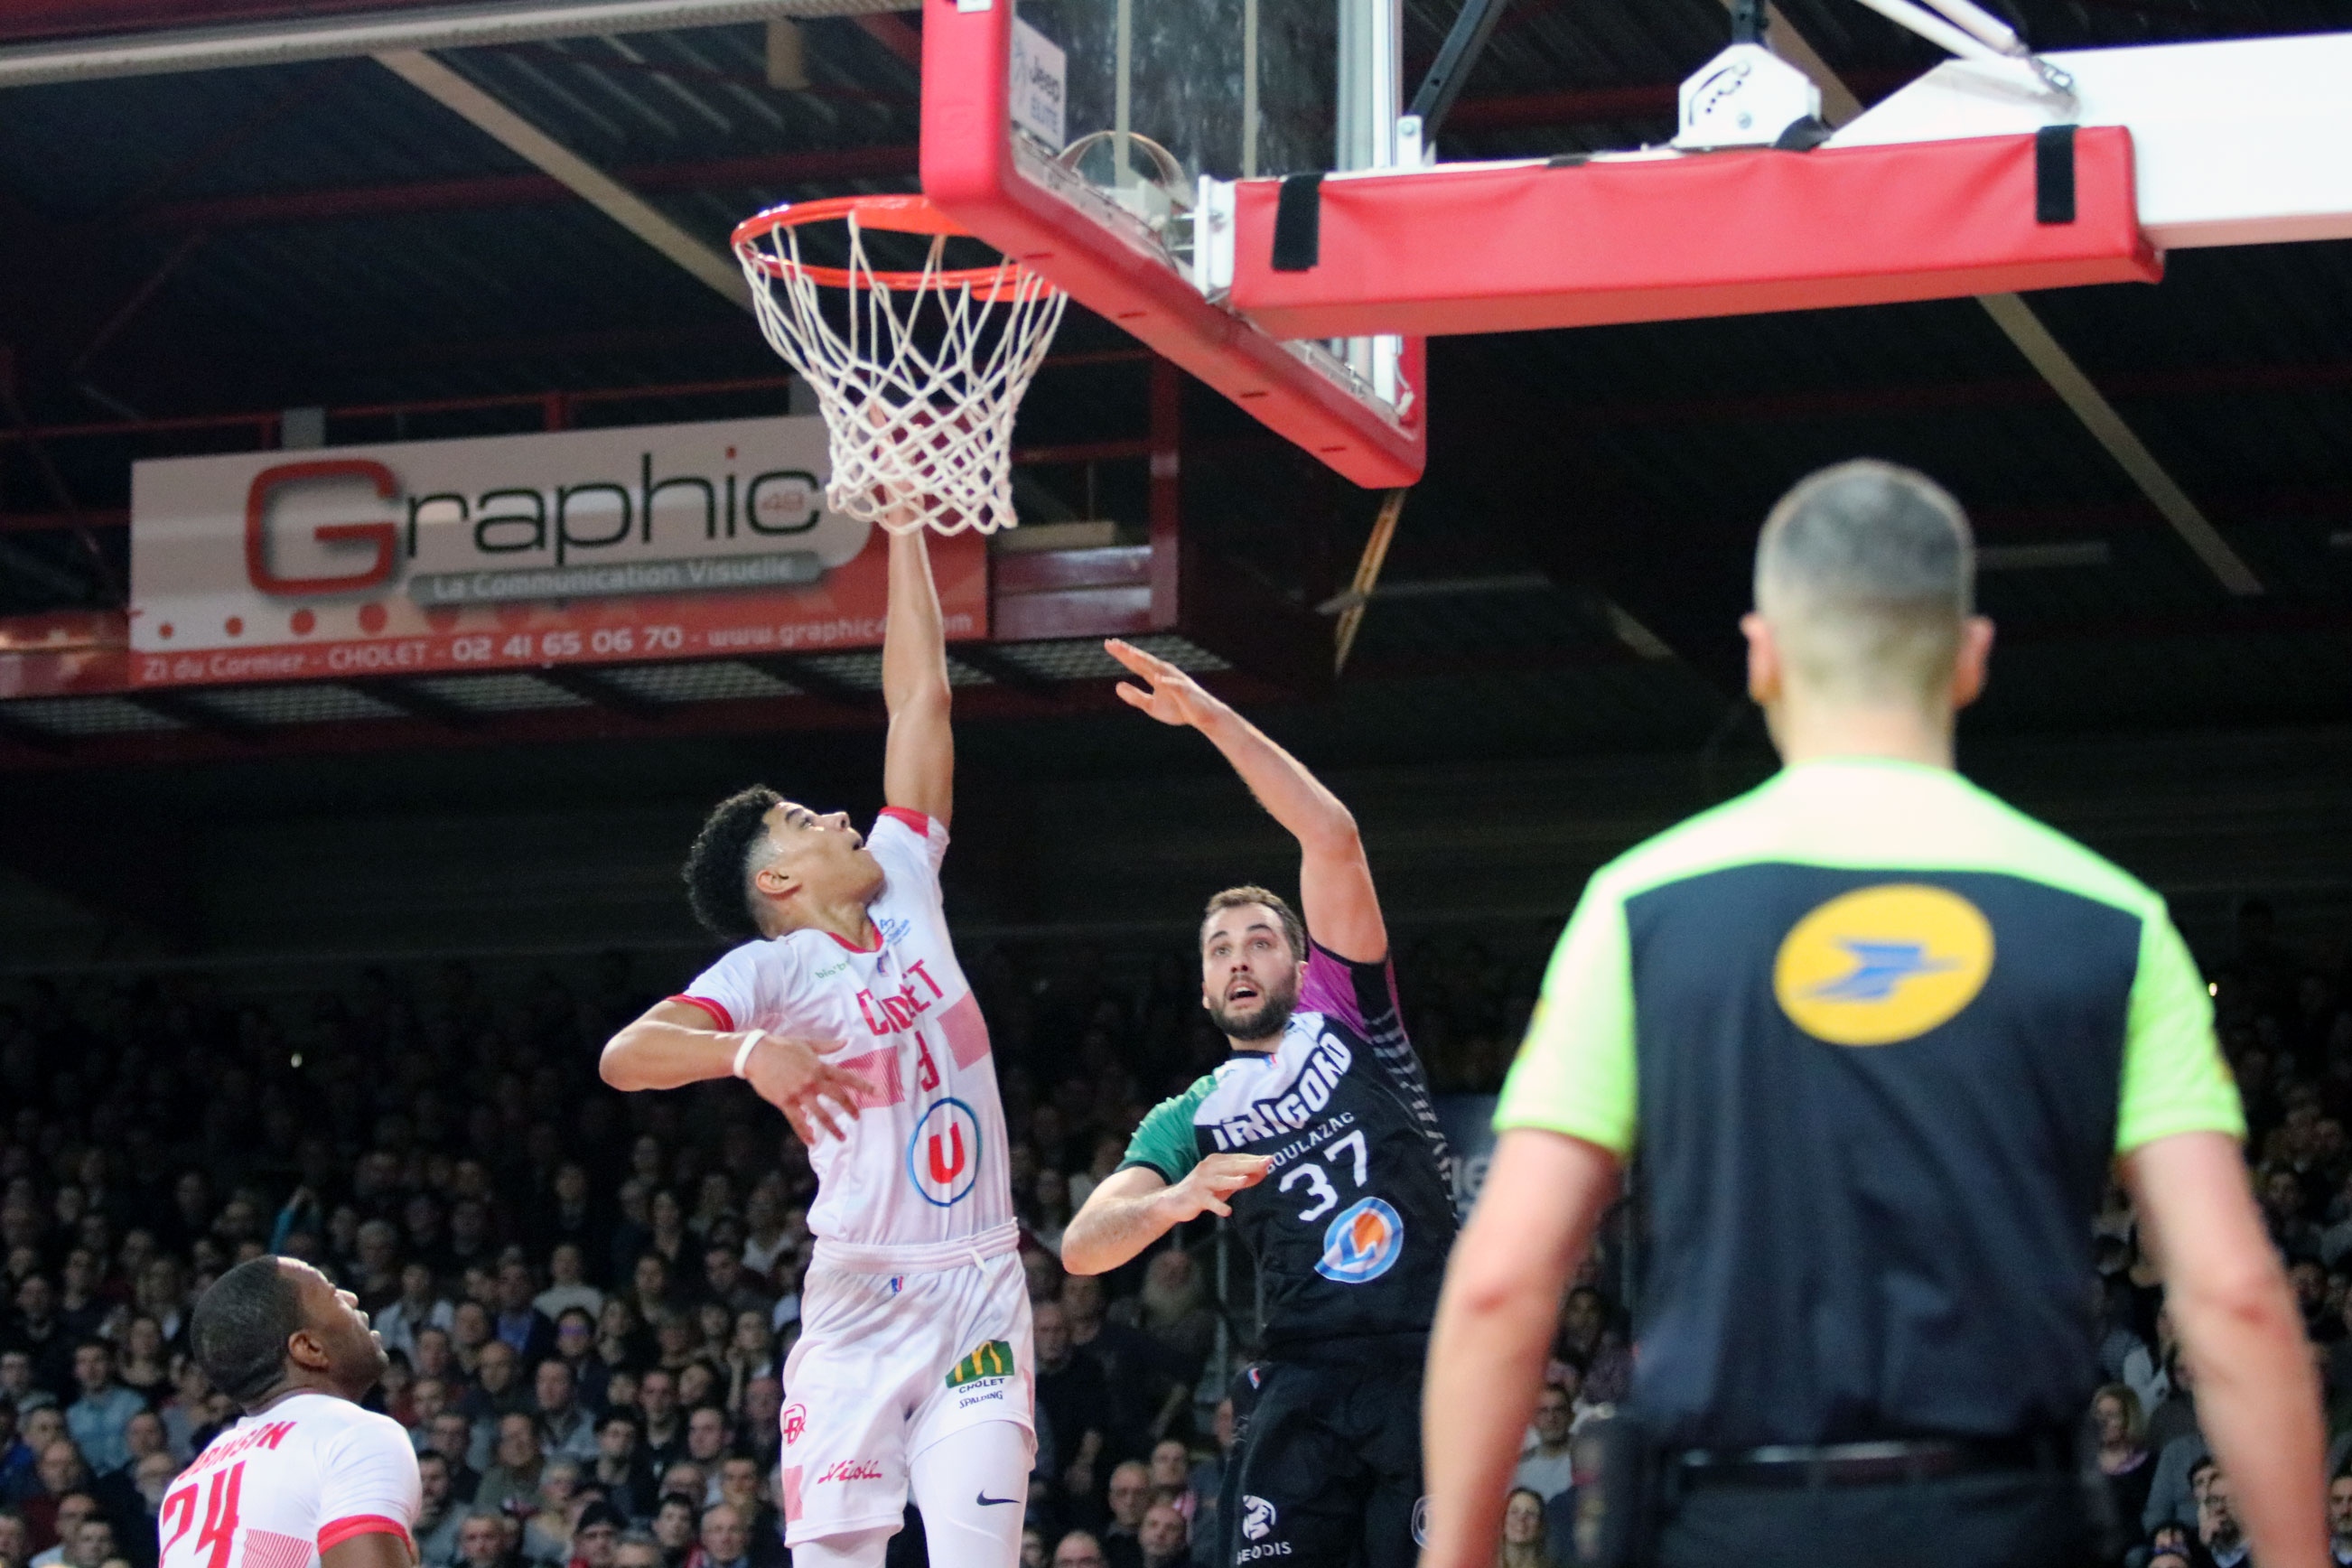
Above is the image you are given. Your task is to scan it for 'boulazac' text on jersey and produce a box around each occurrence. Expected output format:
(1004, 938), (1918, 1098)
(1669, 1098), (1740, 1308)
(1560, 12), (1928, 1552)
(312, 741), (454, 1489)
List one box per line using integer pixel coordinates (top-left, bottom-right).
(1122, 944), (1456, 1355)
(675, 809), (1012, 1255)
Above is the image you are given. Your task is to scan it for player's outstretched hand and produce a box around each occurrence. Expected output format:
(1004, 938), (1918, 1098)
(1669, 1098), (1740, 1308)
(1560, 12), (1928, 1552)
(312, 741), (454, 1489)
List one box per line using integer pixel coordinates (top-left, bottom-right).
(1159, 1153), (1274, 1221)
(742, 1033), (873, 1145)
(1106, 639), (1227, 731)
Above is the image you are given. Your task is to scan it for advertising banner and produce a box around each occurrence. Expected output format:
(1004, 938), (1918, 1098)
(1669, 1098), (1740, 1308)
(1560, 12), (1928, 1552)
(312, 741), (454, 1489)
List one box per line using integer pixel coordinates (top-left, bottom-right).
(128, 415), (986, 687)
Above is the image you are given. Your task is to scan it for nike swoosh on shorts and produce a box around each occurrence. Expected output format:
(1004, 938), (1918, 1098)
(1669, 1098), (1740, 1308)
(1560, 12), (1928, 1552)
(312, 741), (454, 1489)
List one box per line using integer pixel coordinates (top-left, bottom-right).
(976, 1493), (1021, 1507)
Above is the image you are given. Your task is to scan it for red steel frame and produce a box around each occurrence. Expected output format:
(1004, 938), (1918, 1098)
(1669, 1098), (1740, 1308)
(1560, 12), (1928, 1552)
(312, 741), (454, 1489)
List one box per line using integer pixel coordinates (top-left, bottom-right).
(918, 0), (1426, 489)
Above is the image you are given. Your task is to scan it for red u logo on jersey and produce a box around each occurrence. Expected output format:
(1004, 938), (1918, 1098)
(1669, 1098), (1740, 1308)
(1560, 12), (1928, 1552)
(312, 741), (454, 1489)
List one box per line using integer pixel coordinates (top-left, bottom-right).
(906, 1098), (981, 1208)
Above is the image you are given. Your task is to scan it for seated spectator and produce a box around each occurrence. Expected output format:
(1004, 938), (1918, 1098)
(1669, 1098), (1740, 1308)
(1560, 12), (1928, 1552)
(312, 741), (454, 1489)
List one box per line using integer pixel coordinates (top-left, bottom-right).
(497, 1266), (559, 1369)
(655, 1470), (706, 1519)
(467, 1344), (530, 1433)
(1034, 1305), (1109, 1509)
(534, 1361), (599, 1464)
(691, 1504), (748, 1568)
(416, 1452), (466, 1568)
(2090, 1384), (2153, 1540)
(1144, 1441), (1192, 1533)
(1052, 1533), (1106, 1568)
(717, 1319), (770, 1419)
(0, 1402), (31, 1505)
(681, 1411), (728, 1480)
(708, 1463), (779, 1568)
(478, 1414), (546, 1517)
(62, 1349), (138, 1479)
(1062, 1278), (1171, 1461)
(21, 1447), (88, 1551)
(34, 1516), (111, 1568)
(536, 1249), (602, 1328)
(456, 1513), (509, 1568)
(696, 1254), (761, 1324)
(735, 1381), (780, 1473)
(2327, 1467), (2352, 1567)
(567, 1503), (623, 1568)
(2198, 1470), (2248, 1568)
(126, 1453), (177, 1568)
(2144, 1350), (2199, 1453)
(1514, 1385), (1575, 1503)
(1185, 1400), (1234, 1565)
(594, 1303), (647, 1381)
(378, 1266), (456, 1366)
(1101, 1461), (1151, 1568)
(551, 1314), (606, 1417)
(1020, 1526), (1046, 1568)
(636, 1375), (684, 1478)
(1498, 1487), (1553, 1568)
(23, 1492), (91, 1566)
(648, 1496), (696, 1568)
(111, 1327), (166, 1413)
(5, 1280), (70, 1400)
(610, 1534), (660, 1568)
(589, 1413), (650, 1523)
(1137, 1502), (1186, 1568)
(1109, 1255), (1213, 1380)
(521, 1461), (584, 1565)
(0, 1508), (28, 1568)
(428, 1412), (482, 1500)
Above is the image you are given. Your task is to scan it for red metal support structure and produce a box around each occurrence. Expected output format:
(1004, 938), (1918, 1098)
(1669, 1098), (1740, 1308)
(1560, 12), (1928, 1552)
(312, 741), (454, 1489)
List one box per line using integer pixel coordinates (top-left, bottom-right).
(1147, 358), (1181, 630)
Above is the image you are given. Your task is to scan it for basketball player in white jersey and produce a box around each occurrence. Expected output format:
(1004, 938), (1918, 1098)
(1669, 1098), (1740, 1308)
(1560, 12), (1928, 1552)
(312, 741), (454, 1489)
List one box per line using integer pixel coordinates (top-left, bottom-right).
(162, 1256), (420, 1568)
(602, 527), (1032, 1568)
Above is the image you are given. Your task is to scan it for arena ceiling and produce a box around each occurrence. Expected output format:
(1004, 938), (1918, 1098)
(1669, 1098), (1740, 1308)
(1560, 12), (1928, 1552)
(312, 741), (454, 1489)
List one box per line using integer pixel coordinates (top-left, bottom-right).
(0, 0), (2347, 779)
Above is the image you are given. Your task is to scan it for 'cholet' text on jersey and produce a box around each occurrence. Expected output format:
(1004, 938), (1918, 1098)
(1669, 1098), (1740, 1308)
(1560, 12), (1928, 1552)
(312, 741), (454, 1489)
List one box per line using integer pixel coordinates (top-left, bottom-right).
(676, 809), (1011, 1252)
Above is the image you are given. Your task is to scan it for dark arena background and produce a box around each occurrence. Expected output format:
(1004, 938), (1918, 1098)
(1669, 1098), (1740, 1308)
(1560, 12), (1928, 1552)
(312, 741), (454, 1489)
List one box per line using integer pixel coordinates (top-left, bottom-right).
(2, 1), (2351, 1565)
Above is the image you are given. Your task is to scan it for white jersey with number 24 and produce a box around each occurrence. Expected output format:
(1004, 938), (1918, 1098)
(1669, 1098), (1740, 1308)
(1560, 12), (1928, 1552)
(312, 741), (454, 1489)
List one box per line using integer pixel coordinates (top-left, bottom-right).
(675, 808), (1013, 1259)
(159, 1393), (420, 1568)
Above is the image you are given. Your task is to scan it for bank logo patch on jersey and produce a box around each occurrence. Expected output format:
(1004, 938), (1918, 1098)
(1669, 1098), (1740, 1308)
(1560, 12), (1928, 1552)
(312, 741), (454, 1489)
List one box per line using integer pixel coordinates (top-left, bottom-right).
(1315, 1196), (1405, 1283)
(945, 1339), (1015, 1388)
(1773, 883), (1994, 1046)
(779, 1403), (807, 1446)
(905, 1097), (982, 1206)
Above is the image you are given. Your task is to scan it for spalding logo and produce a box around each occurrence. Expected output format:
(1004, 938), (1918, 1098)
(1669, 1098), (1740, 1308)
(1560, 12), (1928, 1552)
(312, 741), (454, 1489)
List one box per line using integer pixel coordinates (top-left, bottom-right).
(1773, 884), (1994, 1046)
(1315, 1197), (1405, 1284)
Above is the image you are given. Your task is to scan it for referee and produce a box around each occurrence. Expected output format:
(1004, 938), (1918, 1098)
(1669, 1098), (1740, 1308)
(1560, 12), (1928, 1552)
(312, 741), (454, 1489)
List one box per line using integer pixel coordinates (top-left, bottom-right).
(1418, 462), (2326, 1568)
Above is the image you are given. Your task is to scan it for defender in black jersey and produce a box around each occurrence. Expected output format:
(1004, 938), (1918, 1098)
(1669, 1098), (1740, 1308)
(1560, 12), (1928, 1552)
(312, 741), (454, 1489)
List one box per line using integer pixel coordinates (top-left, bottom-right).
(1059, 639), (1456, 1568)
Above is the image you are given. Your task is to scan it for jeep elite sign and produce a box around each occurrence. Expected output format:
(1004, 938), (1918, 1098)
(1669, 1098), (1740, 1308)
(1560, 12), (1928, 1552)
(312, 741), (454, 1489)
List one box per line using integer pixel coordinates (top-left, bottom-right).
(127, 415), (986, 687)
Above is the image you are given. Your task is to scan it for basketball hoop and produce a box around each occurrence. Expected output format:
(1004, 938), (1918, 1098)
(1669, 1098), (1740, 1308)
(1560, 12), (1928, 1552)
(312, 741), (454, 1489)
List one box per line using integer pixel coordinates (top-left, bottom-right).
(732, 194), (1068, 537)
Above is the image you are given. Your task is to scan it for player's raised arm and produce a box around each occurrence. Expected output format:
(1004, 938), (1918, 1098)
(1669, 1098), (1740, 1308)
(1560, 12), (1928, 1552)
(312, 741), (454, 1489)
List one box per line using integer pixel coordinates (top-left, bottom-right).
(882, 527), (954, 828)
(1105, 638), (1384, 963)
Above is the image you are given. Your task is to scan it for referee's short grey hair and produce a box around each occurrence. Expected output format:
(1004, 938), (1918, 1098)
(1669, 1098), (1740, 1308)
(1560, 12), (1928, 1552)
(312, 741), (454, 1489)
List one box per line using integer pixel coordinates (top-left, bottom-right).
(1754, 459), (1975, 703)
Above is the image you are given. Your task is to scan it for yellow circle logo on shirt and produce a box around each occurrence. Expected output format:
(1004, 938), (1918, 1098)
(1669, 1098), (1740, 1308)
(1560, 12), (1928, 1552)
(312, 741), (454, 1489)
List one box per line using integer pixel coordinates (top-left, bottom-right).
(1773, 884), (1994, 1046)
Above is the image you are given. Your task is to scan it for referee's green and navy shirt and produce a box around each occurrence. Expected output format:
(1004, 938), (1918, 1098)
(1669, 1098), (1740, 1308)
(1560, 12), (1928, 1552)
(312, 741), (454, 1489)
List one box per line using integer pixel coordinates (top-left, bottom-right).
(1497, 757), (2244, 1450)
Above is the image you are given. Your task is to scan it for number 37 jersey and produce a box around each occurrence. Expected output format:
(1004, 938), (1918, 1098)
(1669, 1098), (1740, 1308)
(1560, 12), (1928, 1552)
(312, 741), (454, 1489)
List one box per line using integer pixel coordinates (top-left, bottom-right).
(159, 1393), (420, 1568)
(1120, 943), (1457, 1357)
(676, 808), (1013, 1256)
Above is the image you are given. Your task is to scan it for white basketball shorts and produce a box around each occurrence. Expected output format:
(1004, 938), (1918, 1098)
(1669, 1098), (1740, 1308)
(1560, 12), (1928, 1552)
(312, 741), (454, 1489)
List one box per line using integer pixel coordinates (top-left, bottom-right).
(778, 1248), (1034, 1546)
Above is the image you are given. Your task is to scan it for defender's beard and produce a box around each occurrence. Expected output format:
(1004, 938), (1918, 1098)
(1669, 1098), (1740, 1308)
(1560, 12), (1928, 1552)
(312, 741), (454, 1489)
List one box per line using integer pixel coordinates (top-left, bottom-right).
(1207, 971), (1299, 1042)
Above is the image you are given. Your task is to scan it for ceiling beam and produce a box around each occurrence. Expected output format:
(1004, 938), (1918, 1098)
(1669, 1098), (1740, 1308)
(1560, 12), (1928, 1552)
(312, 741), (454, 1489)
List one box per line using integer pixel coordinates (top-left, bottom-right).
(0, 0), (920, 89)
(374, 48), (750, 309)
(1716, 0), (2263, 597)
(130, 144), (920, 231)
(528, 664), (667, 720)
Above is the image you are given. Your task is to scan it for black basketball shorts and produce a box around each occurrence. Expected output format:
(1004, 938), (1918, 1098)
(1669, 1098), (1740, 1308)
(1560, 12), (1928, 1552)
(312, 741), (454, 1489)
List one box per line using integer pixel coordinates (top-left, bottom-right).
(1218, 1358), (1426, 1568)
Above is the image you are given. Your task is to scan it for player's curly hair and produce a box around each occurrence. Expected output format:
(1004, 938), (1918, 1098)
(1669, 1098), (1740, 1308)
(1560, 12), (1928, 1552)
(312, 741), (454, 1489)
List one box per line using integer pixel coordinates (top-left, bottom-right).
(683, 786), (783, 942)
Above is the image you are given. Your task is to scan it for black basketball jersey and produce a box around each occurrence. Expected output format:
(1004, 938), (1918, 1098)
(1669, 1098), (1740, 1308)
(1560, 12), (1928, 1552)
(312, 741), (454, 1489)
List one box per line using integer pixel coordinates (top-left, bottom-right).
(1121, 942), (1458, 1358)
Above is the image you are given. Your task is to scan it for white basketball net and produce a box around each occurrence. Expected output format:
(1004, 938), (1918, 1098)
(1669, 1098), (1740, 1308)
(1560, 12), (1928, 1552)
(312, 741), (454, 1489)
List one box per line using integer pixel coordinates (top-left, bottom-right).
(735, 210), (1067, 536)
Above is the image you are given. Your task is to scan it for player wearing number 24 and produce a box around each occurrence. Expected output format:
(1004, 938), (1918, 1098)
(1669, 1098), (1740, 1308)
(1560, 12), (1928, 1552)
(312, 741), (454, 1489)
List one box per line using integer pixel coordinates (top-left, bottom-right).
(162, 1257), (423, 1568)
(1060, 639), (1461, 1568)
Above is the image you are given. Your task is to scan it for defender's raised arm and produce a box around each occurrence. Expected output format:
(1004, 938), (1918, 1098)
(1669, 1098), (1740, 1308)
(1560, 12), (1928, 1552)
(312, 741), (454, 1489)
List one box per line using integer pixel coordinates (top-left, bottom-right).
(883, 527), (954, 829)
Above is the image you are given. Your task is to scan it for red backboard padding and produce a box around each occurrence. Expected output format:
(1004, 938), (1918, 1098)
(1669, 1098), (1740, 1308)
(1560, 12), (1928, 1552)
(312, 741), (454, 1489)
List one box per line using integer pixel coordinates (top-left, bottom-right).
(1227, 128), (2160, 339)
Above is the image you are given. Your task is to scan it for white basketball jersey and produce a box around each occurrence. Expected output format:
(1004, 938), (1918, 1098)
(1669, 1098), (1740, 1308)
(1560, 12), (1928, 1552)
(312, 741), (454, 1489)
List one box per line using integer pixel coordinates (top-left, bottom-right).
(159, 1392), (419, 1568)
(676, 809), (1013, 1255)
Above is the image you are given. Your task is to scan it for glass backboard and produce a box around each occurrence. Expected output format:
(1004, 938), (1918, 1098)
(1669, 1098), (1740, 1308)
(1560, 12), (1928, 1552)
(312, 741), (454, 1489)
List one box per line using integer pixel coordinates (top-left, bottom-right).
(919, 0), (1424, 487)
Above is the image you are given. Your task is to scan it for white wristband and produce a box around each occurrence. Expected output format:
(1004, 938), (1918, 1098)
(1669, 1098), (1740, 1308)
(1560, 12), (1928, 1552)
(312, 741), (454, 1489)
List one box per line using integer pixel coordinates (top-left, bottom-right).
(732, 1033), (761, 1078)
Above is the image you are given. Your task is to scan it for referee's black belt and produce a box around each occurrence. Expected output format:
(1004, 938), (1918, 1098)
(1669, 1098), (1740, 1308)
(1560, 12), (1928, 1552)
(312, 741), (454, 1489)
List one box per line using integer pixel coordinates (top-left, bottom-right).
(1674, 1433), (2074, 1489)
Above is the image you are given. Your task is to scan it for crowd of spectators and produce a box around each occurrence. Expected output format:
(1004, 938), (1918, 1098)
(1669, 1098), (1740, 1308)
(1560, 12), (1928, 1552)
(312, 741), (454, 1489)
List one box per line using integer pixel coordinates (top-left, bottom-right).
(1, 901), (2340, 1568)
